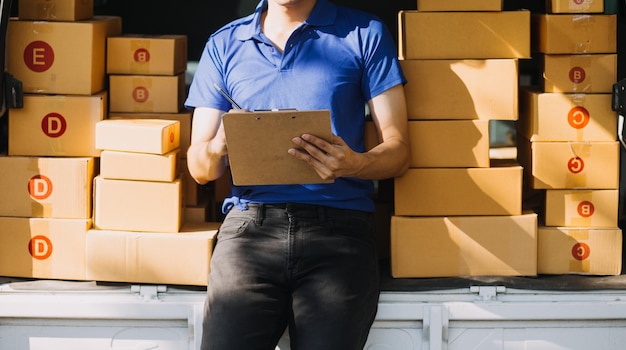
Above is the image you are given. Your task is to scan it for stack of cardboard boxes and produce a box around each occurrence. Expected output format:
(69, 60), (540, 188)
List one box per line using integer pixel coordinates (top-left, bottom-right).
(0, 0), (119, 282)
(519, 0), (622, 275)
(106, 34), (208, 222)
(390, 0), (539, 278)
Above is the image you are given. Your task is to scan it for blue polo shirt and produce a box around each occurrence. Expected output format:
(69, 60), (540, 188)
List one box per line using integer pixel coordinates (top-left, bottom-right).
(185, 0), (406, 213)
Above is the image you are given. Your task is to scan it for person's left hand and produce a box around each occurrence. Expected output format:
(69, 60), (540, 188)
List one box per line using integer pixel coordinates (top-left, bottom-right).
(288, 134), (362, 181)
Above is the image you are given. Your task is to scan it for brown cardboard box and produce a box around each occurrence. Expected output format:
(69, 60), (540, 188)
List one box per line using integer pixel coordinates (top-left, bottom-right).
(107, 35), (188, 75)
(0, 156), (94, 218)
(546, 0), (604, 13)
(99, 149), (179, 182)
(93, 176), (183, 233)
(18, 0), (94, 21)
(95, 118), (180, 155)
(109, 73), (186, 113)
(0, 217), (91, 280)
(398, 10), (531, 59)
(8, 92), (107, 157)
(532, 14), (617, 54)
(537, 226), (622, 275)
(86, 222), (220, 286)
(545, 189), (619, 227)
(531, 141), (619, 189)
(179, 158), (201, 207)
(109, 112), (192, 158)
(391, 213), (538, 278)
(519, 88), (616, 142)
(542, 54), (617, 93)
(394, 165), (523, 216)
(417, 0), (502, 11)
(408, 120), (490, 168)
(401, 59), (519, 120)
(7, 16), (122, 95)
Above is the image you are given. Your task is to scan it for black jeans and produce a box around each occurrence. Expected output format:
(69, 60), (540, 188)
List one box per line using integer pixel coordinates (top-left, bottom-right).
(200, 203), (380, 350)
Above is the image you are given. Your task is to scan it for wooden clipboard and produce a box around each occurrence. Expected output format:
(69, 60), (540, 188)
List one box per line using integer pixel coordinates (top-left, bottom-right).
(222, 109), (334, 185)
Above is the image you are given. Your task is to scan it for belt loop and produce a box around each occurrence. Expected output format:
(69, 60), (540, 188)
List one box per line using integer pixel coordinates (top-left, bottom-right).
(256, 204), (265, 225)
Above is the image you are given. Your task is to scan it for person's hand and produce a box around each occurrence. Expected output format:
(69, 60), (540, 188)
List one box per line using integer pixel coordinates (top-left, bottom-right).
(288, 134), (363, 181)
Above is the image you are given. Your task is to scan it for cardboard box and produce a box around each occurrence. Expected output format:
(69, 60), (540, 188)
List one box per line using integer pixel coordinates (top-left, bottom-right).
(531, 141), (619, 189)
(93, 176), (183, 233)
(109, 73), (186, 113)
(547, 0), (604, 13)
(545, 189), (619, 227)
(408, 120), (490, 168)
(18, 0), (94, 21)
(398, 10), (531, 59)
(0, 217), (91, 280)
(95, 118), (180, 155)
(401, 59), (519, 120)
(532, 14), (617, 54)
(8, 92), (107, 157)
(100, 149), (179, 182)
(7, 16), (122, 95)
(537, 226), (622, 275)
(417, 0), (502, 11)
(394, 165), (523, 216)
(391, 213), (538, 278)
(109, 111), (192, 157)
(0, 156), (94, 218)
(180, 158), (201, 206)
(519, 89), (616, 142)
(86, 222), (220, 286)
(542, 54), (617, 93)
(107, 35), (187, 75)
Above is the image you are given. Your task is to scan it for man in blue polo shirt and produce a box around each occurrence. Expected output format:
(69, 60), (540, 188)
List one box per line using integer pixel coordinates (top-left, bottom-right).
(185, 0), (410, 349)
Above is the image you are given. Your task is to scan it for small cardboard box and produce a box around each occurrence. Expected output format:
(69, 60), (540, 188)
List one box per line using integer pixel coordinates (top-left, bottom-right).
(532, 14), (617, 54)
(519, 88), (616, 142)
(109, 73), (186, 113)
(537, 226), (622, 275)
(401, 59), (519, 120)
(109, 111), (192, 157)
(398, 10), (531, 59)
(86, 222), (220, 286)
(546, 0), (604, 13)
(7, 16), (122, 95)
(391, 213), (538, 278)
(417, 0), (502, 11)
(95, 118), (180, 155)
(18, 0), (94, 21)
(0, 217), (91, 280)
(8, 92), (107, 157)
(394, 165), (523, 216)
(545, 189), (619, 227)
(93, 176), (183, 233)
(100, 149), (179, 182)
(542, 54), (617, 93)
(531, 141), (619, 189)
(0, 156), (94, 218)
(408, 120), (490, 168)
(107, 35), (188, 76)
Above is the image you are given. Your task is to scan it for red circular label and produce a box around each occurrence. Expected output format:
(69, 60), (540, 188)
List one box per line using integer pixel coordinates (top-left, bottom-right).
(24, 40), (55, 73)
(170, 132), (175, 143)
(28, 235), (53, 260)
(573, 0), (584, 4)
(134, 48), (151, 63)
(132, 86), (149, 103)
(572, 242), (591, 261)
(569, 66), (586, 84)
(577, 201), (595, 218)
(567, 106), (590, 129)
(28, 175), (53, 200)
(41, 112), (67, 138)
(568, 157), (584, 174)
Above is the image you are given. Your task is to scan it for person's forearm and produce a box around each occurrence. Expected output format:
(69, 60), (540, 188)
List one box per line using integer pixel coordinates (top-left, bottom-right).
(354, 137), (411, 180)
(187, 141), (228, 185)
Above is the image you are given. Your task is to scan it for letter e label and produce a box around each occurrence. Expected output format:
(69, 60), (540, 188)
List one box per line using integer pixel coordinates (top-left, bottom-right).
(24, 41), (54, 73)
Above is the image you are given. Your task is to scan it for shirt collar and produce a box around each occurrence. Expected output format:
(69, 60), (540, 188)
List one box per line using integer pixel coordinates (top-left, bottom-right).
(235, 0), (337, 41)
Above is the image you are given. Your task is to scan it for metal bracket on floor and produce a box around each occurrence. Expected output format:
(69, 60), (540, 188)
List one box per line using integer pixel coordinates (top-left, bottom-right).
(131, 285), (168, 301)
(470, 286), (506, 301)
